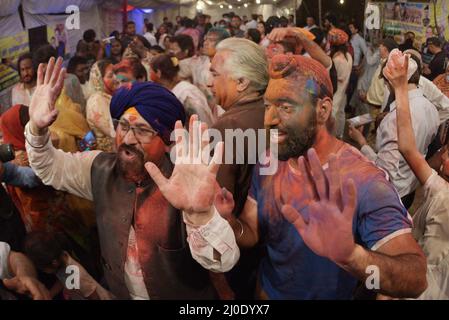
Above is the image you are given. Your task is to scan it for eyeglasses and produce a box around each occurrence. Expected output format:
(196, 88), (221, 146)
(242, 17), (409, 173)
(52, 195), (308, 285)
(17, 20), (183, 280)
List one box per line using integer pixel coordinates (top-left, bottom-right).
(118, 120), (158, 142)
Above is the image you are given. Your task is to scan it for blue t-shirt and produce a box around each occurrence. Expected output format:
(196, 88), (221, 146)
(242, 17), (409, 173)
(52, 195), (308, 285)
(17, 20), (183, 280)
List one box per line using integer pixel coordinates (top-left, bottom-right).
(249, 144), (412, 299)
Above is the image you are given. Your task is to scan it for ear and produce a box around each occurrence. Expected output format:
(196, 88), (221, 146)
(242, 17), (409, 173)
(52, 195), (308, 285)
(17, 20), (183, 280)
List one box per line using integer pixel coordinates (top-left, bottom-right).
(316, 97), (333, 125)
(156, 70), (162, 79)
(236, 77), (251, 92)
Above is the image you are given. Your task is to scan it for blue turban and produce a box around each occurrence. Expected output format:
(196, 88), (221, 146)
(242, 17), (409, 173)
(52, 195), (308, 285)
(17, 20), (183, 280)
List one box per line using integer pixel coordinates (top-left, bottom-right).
(110, 82), (186, 144)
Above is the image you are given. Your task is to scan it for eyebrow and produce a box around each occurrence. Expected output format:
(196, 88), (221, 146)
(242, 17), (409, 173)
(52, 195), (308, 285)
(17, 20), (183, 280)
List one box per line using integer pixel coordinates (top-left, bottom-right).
(265, 98), (298, 106)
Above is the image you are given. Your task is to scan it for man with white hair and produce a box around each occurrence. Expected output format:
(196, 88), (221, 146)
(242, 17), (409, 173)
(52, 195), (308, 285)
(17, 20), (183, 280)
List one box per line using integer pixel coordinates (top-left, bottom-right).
(208, 37), (269, 298)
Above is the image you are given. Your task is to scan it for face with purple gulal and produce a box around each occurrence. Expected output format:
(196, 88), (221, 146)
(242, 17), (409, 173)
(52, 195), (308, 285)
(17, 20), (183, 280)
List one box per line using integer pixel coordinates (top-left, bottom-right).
(264, 76), (319, 161)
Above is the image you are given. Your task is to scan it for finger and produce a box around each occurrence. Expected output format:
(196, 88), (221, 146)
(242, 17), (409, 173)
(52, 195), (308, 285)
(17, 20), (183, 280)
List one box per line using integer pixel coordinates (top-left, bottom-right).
(44, 57), (55, 84)
(307, 148), (327, 201)
(51, 68), (66, 104)
(327, 154), (341, 207)
(201, 123), (211, 165)
(37, 63), (45, 86)
(26, 282), (45, 300)
(50, 57), (63, 87)
(188, 115), (198, 162)
(2, 278), (19, 291)
(281, 205), (307, 235)
(174, 120), (187, 160)
(342, 178), (357, 221)
(145, 162), (169, 189)
(208, 141), (223, 175)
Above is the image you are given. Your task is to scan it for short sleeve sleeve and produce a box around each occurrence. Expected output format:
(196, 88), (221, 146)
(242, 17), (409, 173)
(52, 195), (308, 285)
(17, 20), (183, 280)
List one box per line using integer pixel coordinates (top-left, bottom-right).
(356, 177), (412, 251)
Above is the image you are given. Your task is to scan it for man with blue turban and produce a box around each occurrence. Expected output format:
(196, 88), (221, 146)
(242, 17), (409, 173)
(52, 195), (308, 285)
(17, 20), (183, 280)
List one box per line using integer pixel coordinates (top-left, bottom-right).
(23, 57), (235, 299)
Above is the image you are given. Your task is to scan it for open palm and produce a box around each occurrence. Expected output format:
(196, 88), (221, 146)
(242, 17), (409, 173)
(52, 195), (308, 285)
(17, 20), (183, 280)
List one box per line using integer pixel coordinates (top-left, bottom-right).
(281, 148), (358, 265)
(145, 115), (223, 215)
(29, 57), (66, 130)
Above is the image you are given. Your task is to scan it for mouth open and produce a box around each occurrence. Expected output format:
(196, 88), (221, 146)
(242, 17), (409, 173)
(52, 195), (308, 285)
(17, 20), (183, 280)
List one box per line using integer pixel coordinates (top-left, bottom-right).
(121, 148), (138, 161)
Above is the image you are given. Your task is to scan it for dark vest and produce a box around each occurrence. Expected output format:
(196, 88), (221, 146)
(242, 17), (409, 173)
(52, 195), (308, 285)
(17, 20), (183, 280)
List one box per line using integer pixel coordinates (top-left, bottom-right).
(91, 152), (217, 299)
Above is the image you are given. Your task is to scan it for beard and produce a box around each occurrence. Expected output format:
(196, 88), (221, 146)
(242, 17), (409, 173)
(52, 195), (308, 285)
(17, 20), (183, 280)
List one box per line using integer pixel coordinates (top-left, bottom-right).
(117, 144), (147, 182)
(275, 113), (318, 162)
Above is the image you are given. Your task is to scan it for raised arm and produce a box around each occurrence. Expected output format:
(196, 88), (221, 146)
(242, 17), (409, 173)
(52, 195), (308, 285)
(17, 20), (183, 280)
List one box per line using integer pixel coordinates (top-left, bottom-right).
(25, 57), (101, 201)
(267, 27), (332, 69)
(384, 54), (433, 185)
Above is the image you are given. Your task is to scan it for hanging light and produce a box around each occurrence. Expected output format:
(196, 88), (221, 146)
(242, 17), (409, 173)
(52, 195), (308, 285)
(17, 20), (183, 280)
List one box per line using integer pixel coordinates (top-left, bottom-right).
(220, 4), (224, 8)
(256, 0), (261, 4)
(340, 0), (345, 4)
(244, 3), (248, 8)
(229, 4), (233, 9)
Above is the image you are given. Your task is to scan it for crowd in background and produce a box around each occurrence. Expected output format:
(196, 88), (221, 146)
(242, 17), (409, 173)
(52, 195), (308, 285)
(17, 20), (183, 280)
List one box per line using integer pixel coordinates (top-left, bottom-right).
(0, 10), (449, 300)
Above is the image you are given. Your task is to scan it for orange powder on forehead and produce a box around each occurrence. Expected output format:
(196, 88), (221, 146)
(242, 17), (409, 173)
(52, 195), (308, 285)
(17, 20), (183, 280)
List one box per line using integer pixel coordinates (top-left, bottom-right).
(124, 106), (140, 122)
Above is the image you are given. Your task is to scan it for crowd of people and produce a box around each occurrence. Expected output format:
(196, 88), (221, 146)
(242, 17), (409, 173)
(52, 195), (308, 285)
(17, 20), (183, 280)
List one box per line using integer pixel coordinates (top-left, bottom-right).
(0, 11), (449, 300)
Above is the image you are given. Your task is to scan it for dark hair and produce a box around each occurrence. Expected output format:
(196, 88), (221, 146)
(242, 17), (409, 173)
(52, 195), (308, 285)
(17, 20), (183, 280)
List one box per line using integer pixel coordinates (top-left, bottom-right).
(33, 44), (57, 69)
(348, 22), (360, 32)
(324, 13), (337, 26)
(232, 15), (242, 21)
(110, 30), (120, 39)
(151, 54), (179, 82)
(278, 40), (296, 55)
(67, 56), (88, 74)
(183, 18), (195, 29)
(83, 29), (96, 43)
(127, 21), (136, 26)
(428, 37), (442, 48)
(145, 22), (154, 33)
(310, 28), (324, 45)
(23, 231), (69, 270)
(150, 45), (165, 53)
(330, 44), (349, 59)
(279, 16), (289, 27)
(247, 29), (261, 44)
(115, 58), (148, 81)
(170, 34), (195, 57)
(17, 53), (34, 75)
(135, 34), (152, 50)
(265, 16), (281, 34)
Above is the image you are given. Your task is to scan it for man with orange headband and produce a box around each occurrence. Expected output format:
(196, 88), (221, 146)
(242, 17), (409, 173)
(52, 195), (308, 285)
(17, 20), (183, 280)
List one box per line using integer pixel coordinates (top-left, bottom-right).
(24, 57), (238, 299)
(148, 54), (428, 299)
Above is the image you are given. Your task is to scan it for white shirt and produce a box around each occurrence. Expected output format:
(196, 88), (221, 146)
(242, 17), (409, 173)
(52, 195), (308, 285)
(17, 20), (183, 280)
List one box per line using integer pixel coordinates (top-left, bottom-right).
(143, 32), (157, 47)
(0, 242), (11, 280)
(172, 80), (216, 126)
(361, 89), (439, 197)
(11, 82), (35, 106)
(245, 20), (258, 30)
(332, 52), (353, 111)
(412, 170), (449, 300)
(381, 76), (449, 125)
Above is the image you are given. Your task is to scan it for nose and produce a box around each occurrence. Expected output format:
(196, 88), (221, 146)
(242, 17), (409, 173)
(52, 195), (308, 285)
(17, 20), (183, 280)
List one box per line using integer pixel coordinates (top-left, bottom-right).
(123, 128), (138, 145)
(264, 106), (281, 128)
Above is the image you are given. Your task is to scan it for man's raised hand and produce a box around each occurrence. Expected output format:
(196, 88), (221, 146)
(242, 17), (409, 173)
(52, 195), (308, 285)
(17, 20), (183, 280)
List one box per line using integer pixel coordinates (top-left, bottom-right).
(29, 57), (66, 134)
(145, 115), (223, 224)
(281, 148), (358, 266)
